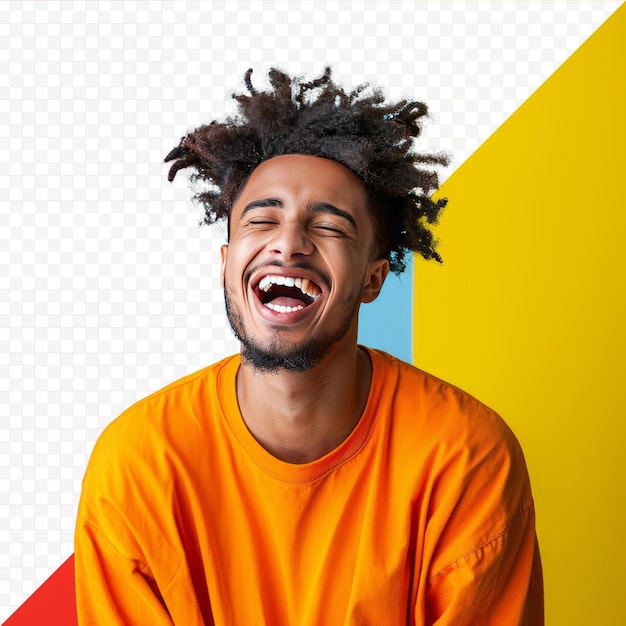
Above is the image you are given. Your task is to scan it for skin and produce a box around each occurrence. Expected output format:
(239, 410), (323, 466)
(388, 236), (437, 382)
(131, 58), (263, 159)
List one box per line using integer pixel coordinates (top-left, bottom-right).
(220, 154), (389, 463)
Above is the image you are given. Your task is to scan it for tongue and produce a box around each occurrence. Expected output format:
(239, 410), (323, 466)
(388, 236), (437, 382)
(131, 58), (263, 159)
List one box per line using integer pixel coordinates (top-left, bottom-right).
(269, 296), (306, 308)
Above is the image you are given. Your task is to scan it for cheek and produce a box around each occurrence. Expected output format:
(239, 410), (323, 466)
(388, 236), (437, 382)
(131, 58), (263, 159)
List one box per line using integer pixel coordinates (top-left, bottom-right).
(222, 249), (250, 295)
(331, 256), (367, 299)
(222, 263), (237, 291)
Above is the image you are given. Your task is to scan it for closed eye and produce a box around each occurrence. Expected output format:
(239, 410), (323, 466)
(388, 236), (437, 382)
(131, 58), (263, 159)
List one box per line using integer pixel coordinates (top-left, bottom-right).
(309, 202), (357, 234)
(245, 216), (280, 228)
(313, 222), (349, 235)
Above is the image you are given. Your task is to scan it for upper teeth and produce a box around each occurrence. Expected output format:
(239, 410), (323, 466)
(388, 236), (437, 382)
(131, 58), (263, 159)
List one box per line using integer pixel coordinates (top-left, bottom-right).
(258, 275), (321, 299)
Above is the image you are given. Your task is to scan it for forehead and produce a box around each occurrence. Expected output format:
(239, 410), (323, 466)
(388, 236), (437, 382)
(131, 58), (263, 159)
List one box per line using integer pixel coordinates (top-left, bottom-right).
(233, 154), (369, 211)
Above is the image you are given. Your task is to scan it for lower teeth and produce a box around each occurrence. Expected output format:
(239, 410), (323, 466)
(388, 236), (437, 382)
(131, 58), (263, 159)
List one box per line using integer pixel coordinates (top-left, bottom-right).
(265, 302), (304, 313)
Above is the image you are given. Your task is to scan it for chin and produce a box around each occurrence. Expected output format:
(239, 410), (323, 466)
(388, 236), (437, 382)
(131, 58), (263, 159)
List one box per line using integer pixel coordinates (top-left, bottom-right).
(240, 338), (323, 373)
(225, 282), (356, 373)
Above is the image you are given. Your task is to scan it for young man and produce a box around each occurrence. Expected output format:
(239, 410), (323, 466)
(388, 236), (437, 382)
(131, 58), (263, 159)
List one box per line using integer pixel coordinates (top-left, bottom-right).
(75, 68), (543, 624)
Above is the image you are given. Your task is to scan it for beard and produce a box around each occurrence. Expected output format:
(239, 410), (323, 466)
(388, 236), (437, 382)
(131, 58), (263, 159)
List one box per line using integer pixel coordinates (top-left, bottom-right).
(223, 283), (359, 373)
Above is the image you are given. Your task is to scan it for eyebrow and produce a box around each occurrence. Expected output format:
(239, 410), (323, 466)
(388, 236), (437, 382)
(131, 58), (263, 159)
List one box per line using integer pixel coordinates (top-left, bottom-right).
(311, 202), (357, 230)
(241, 198), (283, 215)
(241, 198), (357, 230)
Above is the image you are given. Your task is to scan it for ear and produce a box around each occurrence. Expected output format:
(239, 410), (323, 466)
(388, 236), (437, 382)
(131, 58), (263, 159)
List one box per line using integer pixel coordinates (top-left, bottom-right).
(361, 258), (390, 303)
(220, 244), (228, 287)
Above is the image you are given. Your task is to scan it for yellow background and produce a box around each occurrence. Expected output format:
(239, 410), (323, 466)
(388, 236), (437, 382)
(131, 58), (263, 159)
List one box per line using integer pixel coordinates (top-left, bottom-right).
(413, 5), (626, 624)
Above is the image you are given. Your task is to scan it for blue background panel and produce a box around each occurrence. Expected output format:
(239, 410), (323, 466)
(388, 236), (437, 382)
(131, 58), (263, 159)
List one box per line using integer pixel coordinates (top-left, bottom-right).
(357, 257), (413, 363)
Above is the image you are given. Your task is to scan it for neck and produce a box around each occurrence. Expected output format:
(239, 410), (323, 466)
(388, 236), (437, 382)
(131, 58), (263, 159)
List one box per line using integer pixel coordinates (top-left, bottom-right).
(236, 345), (372, 464)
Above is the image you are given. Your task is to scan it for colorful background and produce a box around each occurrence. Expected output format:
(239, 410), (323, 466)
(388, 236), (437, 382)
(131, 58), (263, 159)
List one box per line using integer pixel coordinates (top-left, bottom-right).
(1, 1), (624, 624)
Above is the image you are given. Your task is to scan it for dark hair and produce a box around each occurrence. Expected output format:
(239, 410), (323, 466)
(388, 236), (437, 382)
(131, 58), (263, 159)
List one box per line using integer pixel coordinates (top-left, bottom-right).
(165, 67), (448, 273)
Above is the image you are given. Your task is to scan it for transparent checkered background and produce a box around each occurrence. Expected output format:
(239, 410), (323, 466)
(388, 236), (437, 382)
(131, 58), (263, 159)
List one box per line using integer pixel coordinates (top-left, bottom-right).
(0, 0), (621, 618)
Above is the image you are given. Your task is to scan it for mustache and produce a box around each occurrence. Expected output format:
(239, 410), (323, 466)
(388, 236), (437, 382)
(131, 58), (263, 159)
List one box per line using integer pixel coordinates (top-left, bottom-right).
(244, 260), (331, 291)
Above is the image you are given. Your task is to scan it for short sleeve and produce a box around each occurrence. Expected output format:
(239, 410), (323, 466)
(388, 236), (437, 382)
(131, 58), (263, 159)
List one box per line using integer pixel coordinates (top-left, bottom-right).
(424, 502), (543, 625)
(74, 478), (176, 625)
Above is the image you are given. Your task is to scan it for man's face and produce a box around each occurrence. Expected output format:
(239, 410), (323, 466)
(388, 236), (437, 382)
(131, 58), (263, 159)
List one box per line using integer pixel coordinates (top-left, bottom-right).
(221, 154), (389, 372)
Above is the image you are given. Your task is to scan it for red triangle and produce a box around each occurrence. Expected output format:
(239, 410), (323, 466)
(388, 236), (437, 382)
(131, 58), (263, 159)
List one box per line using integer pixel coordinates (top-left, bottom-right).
(2, 555), (77, 626)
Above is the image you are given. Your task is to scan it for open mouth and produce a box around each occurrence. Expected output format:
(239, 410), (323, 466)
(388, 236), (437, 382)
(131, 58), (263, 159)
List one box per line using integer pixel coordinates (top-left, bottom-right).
(255, 274), (322, 314)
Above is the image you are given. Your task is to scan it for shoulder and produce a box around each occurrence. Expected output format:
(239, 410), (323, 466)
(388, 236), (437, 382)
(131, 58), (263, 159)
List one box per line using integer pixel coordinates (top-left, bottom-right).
(367, 348), (532, 514)
(367, 350), (536, 566)
(83, 354), (240, 486)
(368, 348), (516, 449)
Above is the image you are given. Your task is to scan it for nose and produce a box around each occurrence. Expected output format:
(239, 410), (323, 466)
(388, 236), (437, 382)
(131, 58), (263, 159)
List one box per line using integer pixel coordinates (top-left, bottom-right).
(267, 220), (315, 259)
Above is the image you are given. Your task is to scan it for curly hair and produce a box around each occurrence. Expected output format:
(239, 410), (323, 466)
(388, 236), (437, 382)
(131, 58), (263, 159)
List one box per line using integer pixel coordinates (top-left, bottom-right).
(164, 67), (448, 273)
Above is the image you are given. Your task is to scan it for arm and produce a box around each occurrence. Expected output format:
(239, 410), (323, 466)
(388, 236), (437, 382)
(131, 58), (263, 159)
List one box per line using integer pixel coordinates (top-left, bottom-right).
(425, 502), (543, 625)
(74, 483), (175, 626)
(412, 388), (544, 626)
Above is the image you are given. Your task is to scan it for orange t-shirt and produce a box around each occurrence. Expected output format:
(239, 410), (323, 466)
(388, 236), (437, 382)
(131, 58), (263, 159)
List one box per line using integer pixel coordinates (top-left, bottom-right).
(75, 349), (543, 625)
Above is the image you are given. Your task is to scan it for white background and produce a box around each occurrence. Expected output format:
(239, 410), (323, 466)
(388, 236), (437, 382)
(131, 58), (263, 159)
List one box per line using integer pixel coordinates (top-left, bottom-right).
(0, 0), (620, 618)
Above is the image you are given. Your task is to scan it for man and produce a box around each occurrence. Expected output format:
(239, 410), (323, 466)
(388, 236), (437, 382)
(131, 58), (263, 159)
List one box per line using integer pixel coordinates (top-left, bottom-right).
(75, 68), (543, 624)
